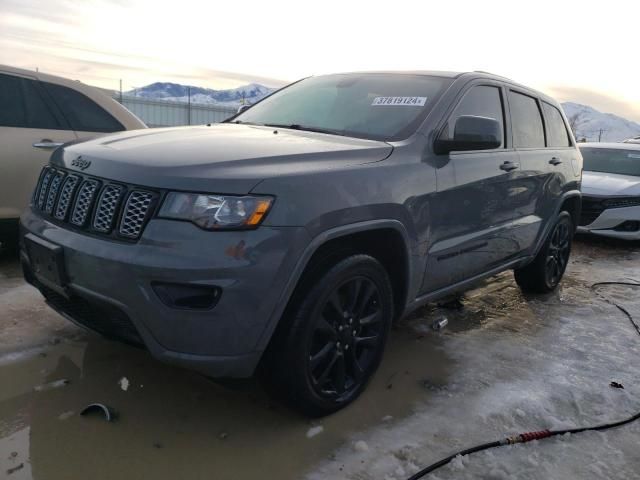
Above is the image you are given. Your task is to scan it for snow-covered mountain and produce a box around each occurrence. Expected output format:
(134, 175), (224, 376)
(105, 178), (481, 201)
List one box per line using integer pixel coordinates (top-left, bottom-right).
(561, 102), (640, 143)
(129, 82), (276, 106)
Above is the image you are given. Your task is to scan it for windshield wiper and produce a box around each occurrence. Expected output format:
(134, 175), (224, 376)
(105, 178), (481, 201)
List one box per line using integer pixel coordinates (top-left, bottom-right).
(227, 120), (258, 125)
(263, 123), (347, 137)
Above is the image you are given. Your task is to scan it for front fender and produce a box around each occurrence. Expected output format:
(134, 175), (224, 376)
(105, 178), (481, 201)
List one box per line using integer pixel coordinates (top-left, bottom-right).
(253, 219), (416, 355)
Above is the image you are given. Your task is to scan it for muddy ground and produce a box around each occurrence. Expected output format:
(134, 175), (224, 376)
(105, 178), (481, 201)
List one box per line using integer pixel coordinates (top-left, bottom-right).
(1, 236), (639, 479)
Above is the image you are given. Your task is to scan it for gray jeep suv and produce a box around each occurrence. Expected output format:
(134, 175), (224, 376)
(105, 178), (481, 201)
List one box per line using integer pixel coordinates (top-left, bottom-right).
(20, 71), (582, 415)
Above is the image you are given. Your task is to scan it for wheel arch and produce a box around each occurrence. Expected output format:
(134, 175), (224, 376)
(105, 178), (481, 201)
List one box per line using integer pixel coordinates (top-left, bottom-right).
(531, 190), (581, 258)
(558, 193), (582, 233)
(256, 220), (414, 358)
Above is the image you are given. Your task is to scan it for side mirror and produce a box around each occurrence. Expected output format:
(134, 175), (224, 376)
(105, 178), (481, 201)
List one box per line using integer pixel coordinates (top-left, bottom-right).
(236, 104), (251, 114)
(434, 115), (502, 154)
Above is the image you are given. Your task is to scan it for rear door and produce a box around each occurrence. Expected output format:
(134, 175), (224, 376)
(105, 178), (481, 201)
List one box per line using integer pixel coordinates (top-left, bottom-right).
(541, 101), (576, 209)
(0, 72), (77, 220)
(508, 91), (562, 254)
(423, 83), (523, 292)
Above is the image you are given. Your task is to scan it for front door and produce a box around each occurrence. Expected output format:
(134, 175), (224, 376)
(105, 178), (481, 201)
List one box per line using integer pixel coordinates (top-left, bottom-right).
(422, 84), (523, 292)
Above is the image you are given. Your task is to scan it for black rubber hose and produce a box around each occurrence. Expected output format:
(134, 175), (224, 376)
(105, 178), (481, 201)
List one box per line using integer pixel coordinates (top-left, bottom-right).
(407, 282), (640, 480)
(406, 442), (501, 480)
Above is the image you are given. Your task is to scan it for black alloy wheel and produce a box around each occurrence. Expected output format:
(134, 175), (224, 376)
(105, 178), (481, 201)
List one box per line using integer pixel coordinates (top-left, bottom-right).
(307, 276), (384, 399)
(545, 218), (571, 287)
(264, 254), (394, 416)
(515, 211), (574, 293)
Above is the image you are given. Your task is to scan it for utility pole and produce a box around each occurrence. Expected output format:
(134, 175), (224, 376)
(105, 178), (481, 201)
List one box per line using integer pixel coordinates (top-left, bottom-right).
(119, 79), (123, 103)
(598, 129), (604, 142)
(187, 87), (191, 125)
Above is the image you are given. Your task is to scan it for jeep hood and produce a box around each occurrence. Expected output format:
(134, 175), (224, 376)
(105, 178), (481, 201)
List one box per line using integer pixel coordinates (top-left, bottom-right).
(52, 124), (393, 193)
(582, 171), (640, 196)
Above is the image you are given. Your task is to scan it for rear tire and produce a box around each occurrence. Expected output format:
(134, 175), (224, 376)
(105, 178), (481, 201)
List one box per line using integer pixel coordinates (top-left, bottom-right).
(263, 254), (394, 417)
(515, 211), (573, 293)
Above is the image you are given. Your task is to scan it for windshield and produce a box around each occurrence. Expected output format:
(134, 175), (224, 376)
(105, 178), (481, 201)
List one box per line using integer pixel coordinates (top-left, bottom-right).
(580, 147), (640, 177)
(231, 73), (452, 141)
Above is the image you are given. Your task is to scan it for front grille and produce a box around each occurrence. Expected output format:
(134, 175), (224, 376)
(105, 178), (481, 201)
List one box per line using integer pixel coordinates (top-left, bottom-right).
(602, 197), (640, 209)
(32, 166), (158, 241)
(580, 195), (640, 226)
(39, 284), (143, 346)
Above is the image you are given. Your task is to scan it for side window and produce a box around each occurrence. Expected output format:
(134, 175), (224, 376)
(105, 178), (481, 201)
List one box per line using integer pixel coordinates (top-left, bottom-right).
(543, 102), (571, 147)
(42, 82), (124, 133)
(0, 74), (63, 129)
(446, 85), (504, 147)
(509, 91), (545, 148)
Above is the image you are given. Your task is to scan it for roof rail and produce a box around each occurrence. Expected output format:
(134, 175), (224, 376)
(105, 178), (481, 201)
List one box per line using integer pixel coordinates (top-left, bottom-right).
(472, 70), (513, 81)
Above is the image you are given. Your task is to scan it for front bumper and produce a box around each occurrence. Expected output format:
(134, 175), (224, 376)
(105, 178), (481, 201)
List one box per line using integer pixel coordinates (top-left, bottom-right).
(577, 204), (640, 240)
(20, 208), (310, 377)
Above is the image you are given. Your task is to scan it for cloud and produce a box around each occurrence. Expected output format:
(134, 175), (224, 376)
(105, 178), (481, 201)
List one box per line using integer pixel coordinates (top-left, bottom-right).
(0, 0), (288, 90)
(545, 85), (640, 124)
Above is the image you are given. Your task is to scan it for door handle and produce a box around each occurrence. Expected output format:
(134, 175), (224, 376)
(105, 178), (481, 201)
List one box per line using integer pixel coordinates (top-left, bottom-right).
(499, 161), (519, 172)
(549, 157), (563, 166)
(33, 140), (64, 150)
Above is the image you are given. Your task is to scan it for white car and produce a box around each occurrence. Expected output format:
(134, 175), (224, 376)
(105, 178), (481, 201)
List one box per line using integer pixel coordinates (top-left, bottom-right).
(624, 136), (640, 144)
(577, 142), (640, 240)
(0, 65), (146, 249)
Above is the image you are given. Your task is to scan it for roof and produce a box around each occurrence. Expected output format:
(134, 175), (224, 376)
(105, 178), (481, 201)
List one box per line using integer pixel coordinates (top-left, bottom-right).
(317, 70), (464, 79)
(323, 70), (518, 80)
(578, 142), (640, 151)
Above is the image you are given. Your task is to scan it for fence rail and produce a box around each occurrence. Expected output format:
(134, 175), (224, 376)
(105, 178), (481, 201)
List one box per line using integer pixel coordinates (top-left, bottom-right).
(116, 95), (238, 128)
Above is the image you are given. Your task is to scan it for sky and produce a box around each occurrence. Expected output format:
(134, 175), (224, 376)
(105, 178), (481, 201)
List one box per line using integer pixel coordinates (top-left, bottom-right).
(1, 0), (639, 122)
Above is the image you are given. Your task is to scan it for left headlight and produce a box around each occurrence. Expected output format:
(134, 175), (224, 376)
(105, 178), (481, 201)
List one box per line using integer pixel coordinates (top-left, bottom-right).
(158, 192), (273, 230)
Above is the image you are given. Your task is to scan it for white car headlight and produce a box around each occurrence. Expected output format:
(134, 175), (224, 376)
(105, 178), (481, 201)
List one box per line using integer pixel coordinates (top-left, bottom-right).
(159, 192), (273, 230)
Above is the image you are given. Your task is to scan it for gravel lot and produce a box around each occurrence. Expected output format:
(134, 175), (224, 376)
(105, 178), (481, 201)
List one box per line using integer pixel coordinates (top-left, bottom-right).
(1, 236), (639, 479)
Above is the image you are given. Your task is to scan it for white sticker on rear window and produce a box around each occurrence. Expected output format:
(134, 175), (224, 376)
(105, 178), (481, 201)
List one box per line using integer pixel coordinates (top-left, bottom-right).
(628, 154), (640, 159)
(372, 96), (427, 106)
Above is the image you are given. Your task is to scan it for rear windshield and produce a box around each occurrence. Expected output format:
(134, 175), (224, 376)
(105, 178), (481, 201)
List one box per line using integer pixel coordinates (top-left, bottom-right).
(231, 73), (452, 142)
(580, 147), (640, 177)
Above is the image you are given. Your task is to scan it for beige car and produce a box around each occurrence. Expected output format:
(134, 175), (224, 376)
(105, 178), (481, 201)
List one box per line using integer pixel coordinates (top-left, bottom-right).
(0, 65), (146, 248)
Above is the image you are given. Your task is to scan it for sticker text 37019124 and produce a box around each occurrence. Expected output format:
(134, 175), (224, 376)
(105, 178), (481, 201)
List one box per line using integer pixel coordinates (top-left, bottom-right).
(371, 96), (427, 106)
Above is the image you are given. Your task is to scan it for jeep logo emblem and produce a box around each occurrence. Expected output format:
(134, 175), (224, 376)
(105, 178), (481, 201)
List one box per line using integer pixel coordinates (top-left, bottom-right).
(71, 156), (91, 170)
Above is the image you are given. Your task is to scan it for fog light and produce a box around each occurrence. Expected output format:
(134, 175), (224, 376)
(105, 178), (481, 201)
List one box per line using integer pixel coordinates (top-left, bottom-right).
(152, 282), (222, 310)
(613, 221), (640, 232)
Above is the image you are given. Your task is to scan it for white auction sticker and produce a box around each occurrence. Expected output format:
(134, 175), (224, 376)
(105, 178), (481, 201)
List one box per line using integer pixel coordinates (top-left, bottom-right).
(372, 96), (427, 106)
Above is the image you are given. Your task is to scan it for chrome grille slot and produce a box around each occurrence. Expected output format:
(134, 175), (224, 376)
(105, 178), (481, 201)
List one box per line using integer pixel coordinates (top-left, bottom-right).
(44, 171), (65, 214)
(119, 191), (155, 238)
(54, 175), (80, 220)
(93, 184), (124, 233)
(71, 179), (100, 226)
(37, 168), (55, 210)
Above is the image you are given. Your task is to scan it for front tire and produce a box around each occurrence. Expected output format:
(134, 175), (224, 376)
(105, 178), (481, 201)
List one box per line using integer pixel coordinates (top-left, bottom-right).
(264, 254), (394, 417)
(515, 211), (573, 293)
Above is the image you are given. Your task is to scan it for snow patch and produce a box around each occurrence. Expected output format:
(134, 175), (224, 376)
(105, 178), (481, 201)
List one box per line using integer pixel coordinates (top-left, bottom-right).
(306, 426), (324, 439)
(307, 250), (640, 480)
(353, 440), (369, 452)
(118, 377), (130, 392)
